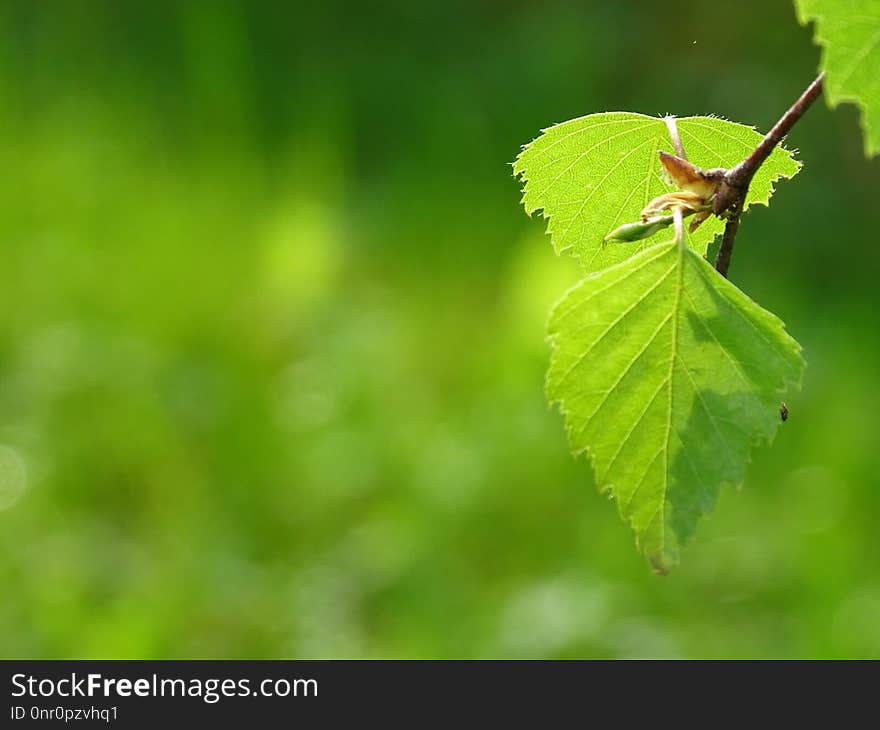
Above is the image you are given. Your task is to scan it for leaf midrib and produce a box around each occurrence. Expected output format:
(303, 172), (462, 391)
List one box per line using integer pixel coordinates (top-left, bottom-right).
(657, 241), (685, 552)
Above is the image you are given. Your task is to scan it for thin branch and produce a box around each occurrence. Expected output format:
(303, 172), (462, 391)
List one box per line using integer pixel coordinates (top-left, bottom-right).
(713, 72), (825, 276)
(714, 216), (740, 278)
(727, 72), (825, 191)
(664, 116), (687, 160)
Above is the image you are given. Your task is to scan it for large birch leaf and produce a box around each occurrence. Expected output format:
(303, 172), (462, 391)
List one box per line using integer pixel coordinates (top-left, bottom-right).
(547, 239), (804, 572)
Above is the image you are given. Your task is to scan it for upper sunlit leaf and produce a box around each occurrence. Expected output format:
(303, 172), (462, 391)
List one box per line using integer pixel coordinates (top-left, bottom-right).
(514, 113), (801, 272)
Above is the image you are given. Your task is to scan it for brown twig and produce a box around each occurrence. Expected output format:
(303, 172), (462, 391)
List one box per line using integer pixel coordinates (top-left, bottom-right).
(714, 216), (739, 278)
(713, 72), (825, 277)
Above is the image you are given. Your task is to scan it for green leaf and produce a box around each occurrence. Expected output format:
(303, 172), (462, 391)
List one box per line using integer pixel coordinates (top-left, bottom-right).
(547, 239), (804, 572)
(796, 0), (880, 156)
(513, 113), (801, 272)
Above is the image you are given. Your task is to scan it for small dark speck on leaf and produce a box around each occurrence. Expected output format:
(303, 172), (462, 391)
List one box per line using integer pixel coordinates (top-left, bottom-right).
(780, 402), (789, 422)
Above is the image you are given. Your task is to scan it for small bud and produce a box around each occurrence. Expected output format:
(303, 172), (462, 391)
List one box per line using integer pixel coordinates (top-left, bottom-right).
(604, 215), (673, 242)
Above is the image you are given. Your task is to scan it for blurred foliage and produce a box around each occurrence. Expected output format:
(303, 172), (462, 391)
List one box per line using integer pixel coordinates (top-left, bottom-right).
(0, 0), (878, 658)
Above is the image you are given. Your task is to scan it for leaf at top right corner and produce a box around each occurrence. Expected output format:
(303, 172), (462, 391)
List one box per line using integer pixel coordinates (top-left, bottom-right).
(796, 0), (880, 156)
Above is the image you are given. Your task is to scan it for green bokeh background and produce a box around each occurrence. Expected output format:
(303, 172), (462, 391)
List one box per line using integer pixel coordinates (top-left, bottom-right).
(0, 1), (878, 659)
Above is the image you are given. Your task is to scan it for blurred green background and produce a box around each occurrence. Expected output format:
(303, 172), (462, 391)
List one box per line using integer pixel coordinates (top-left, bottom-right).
(0, 0), (878, 659)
